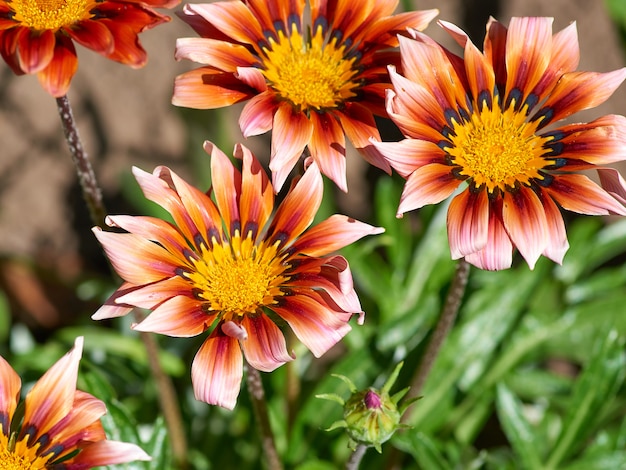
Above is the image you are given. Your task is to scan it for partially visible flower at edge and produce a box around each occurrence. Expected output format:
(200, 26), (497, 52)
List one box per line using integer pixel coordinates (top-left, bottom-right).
(92, 141), (384, 409)
(0, 0), (179, 97)
(373, 17), (626, 270)
(172, 0), (438, 192)
(0, 337), (151, 468)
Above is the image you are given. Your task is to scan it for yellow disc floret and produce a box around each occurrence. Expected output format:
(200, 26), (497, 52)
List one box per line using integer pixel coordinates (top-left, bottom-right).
(10, 0), (93, 31)
(185, 233), (287, 318)
(446, 102), (554, 193)
(261, 23), (360, 111)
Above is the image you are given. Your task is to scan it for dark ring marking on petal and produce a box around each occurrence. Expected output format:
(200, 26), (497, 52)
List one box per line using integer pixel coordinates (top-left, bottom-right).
(543, 158), (567, 170)
(451, 166), (468, 180)
(231, 220), (241, 237)
(438, 139), (454, 151)
(42, 443), (64, 460)
(207, 227), (221, 246)
(535, 171), (554, 187)
(182, 248), (198, 263)
(192, 288), (204, 300)
(505, 87), (523, 111)
(524, 93), (539, 113)
(287, 14), (301, 33)
(544, 142), (564, 156)
(243, 221), (258, 239)
(271, 230), (289, 248)
(20, 424), (38, 446)
(477, 90), (492, 110)
(175, 266), (191, 278)
(531, 106), (553, 124)
(444, 108), (461, 127)
(193, 233), (207, 251)
(314, 16), (328, 35)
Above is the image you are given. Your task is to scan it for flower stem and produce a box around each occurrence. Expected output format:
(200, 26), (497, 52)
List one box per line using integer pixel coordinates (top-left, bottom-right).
(245, 363), (283, 470)
(55, 95), (106, 226)
(55, 94), (189, 468)
(403, 258), (470, 421)
(346, 444), (368, 470)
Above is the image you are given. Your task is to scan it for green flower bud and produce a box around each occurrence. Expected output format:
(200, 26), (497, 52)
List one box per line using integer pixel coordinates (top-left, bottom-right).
(316, 362), (420, 453)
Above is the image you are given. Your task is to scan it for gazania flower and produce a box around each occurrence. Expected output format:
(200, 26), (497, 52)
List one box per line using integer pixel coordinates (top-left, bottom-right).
(172, 0), (438, 191)
(0, 0), (178, 97)
(92, 142), (383, 409)
(0, 337), (151, 468)
(373, 17), (626, 270)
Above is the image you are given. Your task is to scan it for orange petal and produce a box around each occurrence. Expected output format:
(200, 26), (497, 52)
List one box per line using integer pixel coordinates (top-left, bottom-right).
(553, 115), (626, 164)
(236, 143), (274, 237)
(447, 189), (489, 259)
(398, 163), (460, 215)
(269, 102), (313, 192)
(133, 296), (214, 337)
(0, 354), (21, 433)
(504, 17), (553, 105)
(17, 28), (55, 74)
(308, 111), (347, 192)
(192, 331), (243, 409)
(47, 390), (106, 451)
(92, 228), (182, 284)
(91, 282), (136, 320)
(533, 21), (579, 96)
(66, 20), (114, 56)
(206, 142), (241, 235)
(292, 214), (384, 257)
(68, 440), (151, 466)
(239, 91), (275, 137)
(240, 314), (293, 372)
(373, 138), (445, 178)
(115, 276), (192, 309)
(540, 193), (569, 265)
(502, 187), (549, 270)
(536, 69), (626, 125)
(175, 37), (255, 70)
(185, 2), (263, 46)
(22, 337), (83, 441)
(337, 104), (390, 173)
(36, 35), (77, 97)
(173, 67), (253, 109)
(267, 162), (323, 246)
(544, 173), (626, 216)
(271, 293), (352, 358)
(464, 210), (513, 270)
(105, 215), (188, 256)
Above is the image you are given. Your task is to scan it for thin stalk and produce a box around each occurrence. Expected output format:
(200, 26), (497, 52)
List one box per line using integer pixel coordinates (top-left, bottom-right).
(403, 258), (470, 421)
(246, 363), (283, 470)
(346, 444), (368, 470)
(55, 94), (189, 468)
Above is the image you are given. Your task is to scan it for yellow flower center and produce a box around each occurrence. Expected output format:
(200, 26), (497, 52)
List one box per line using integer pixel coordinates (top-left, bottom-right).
(261, 23), (360, 111)
(446, 103), (554, 193)
(184, 233), (287, 318)
(9, 0), (92, 31)
(0, 449), (41, 470)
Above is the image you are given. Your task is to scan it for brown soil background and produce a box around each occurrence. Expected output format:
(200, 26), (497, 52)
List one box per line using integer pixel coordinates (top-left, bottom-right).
(1, 0), (625, 331)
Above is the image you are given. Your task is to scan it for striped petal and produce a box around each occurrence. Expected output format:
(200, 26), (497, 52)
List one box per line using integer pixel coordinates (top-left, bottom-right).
(192, 330), (243, 409)
(174, 37), (255, 70)
(292, 214), (384, 257)
(502, 187), (549, 270)
(464, 210), (513, 270)
(185, 2), (263, 46)
(22, 337), (83, 440)
(0, 354), (20, 434)
(132, 296), (214, 337)
(237, 143), (274, 237)
(271, 293), (352, 358)
(66, 440), (150, 467)
(544, 173), (626, 216)
(309, 111), (347, 192)
(269, 102), (313, 192)
(172, 67), (253, 109)
(447, 189), (489, 259)
(207, 142), (241, 234)
(239, 91), (276, 137)
(240, 314), (293, 372)
(398, 163), (460, 215)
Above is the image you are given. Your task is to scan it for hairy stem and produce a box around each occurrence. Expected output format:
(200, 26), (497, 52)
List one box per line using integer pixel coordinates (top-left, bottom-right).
(56, 94), (189, 468)
(346, 444), (368, 470)
(246, 363), (283, 470)
(403, 258), (471, 420)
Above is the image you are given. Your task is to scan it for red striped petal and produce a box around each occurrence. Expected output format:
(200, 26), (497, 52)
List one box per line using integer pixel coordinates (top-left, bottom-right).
(309, 111), (347, 192)
(17, 28), (55, 73)
(192, 331), (243, 409)
(447, 189), (489, 259)
(173, 67), (253, 109)
(398, 163), (460, 215)
(240, 314), (293, 372)
(132, 296), (214, 337)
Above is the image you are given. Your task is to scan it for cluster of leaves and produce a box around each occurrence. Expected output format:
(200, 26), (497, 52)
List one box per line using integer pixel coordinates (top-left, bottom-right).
(2, 171), (626, 469)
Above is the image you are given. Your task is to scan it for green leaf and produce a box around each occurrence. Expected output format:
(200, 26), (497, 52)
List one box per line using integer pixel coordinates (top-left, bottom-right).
(392, 432), (451, 470)
(496, 384), (542, 469)
(545, 329), (626, 469)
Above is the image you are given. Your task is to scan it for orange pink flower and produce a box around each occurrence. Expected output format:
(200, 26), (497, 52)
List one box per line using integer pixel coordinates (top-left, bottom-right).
(92, 142), (383, 409)
(0, 337), (151, 468)
(373, 17), (626, 270)
(172, 0), (438, 191)
(0, 0), (178, 97)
